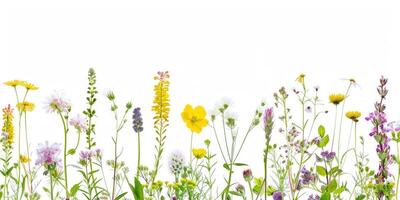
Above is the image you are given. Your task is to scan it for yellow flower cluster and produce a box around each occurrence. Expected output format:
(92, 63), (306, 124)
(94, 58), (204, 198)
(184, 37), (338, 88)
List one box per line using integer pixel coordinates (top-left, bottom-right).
(181, 104), (208, 133)
(152, 71), (170, 122)
(192, 148), (206, 159)
(2, 105), (14, 145)
(4, 80), (39, 90)
(346, 111), (361, 122)
(16, 102), (35, 112)
(329, 93), (346, 105)
(296, 73), (305, 84)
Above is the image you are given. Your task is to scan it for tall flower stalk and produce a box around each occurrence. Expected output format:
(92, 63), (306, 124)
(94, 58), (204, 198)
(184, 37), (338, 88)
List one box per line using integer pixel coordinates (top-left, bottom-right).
(82, 68), (101, 198)
(151, 71), (170, 183)
(262, 107), (273, 200)
(1, 105), (14, 200)
(3, 80), (38, 200)
(132, 107), (144, 178)
(106, 91), (132, 200)
(365, 76), (394, 200)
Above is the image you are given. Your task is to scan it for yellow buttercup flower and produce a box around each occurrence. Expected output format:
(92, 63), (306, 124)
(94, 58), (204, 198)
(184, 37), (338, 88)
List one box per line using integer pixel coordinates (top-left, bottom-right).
(296, 74), (305, 84)
(19, 155), (31, 163)
(329, 93), (346, 105)
(346, 111), (361, 122)
(181, 104), (208, 133)
(192, 148), (206, 159)
(4, 80), (24, 87)
(21, 81), (39, 90)
(16, 102), (35, 112)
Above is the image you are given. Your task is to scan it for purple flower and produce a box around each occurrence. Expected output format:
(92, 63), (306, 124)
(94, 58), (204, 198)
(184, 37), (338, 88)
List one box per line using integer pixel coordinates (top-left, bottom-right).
(320, 151), (336, 161)
(299, 167), (316, 186)
(273, 191), (283, 200)
(35, 141), (62, 168)
(308, 194), (320, 200)
(305, 106), (312, 113)
(79, 150), (95, 165)
(132, 107), (144, 133)
(69, 114), (87, 133)
(263, 107), (274, 127)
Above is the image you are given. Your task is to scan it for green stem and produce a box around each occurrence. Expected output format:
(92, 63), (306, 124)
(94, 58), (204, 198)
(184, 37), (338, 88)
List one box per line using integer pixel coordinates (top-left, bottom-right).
(50, 172), (54, 200)
(190, 133), (194, 168)
(248, 181), (254, 200)
(136, 131), (141, 178)
(24, 113), (33, 193)
(59, 113), (69, 198)
(397, 140), (399, 200)
(330, 105), (338, 152)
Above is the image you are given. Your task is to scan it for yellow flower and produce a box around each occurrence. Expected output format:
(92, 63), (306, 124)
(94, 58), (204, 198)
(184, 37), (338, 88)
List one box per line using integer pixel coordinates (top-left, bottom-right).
(152, 72), (170, 122)
(329, 93), (346, 105)
(192, 148), (206, 159)
(4, 80), (24, 87)
(296, 74), (305, 84)
(346, 111), (361, 122)
(19, 155), (31, 163)
(21, 81), (39, 90)
(16, 102), (35, 112)
(2, 105), (14, 145)
(181, 104), (208, 133)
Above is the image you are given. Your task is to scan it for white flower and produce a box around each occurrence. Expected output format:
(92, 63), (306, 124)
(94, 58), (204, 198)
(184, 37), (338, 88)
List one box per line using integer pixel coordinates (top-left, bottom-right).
(214, 97), (233, 112)
(168, 150), (186, 176)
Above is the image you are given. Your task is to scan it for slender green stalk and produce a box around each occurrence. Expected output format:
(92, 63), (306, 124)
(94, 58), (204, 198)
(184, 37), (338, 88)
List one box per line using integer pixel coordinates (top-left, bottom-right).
(49, 172), (54, 200)
(24, 113), (33, 193)
(59, 113), (69, 199)
(247, 180), (253, 200)
(136, 131), (141, 178)
(397, 140), (399, 200)
(190, 133), (194, 167)
(330, 105), (338, 152)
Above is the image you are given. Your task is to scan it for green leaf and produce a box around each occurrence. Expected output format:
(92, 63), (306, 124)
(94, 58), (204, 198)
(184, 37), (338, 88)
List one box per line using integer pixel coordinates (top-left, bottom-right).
(318, 135), (329, 148)
(67, 149), (76, 155)
(223, 163), (231, 171)
(320, 192), (331, 200)
(115, 192), (127, 200)
(70, 183), (80, 197)
(134, 177), (144, 200)
(355, 194), (366, 200)
(318, 125), (325, 137)
(316, 165), (327, 176)
(233, 163), (247, 166)
(326, 179), (337, 193)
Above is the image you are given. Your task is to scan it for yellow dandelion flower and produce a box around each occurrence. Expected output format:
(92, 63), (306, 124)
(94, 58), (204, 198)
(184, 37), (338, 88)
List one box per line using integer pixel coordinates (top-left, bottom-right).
(16, 102), (35, 112)
(181, 105), (208, 133)
(296, 73), (305, 84)
(346, 111), (361, 122)
(19, 155), (31, 163)
(4, 80), (24, 87)
(192, 148), (206, 159)
(21, 81), (39, 90)
(2, 105), (14, 145)
(329, 93), (346, 105)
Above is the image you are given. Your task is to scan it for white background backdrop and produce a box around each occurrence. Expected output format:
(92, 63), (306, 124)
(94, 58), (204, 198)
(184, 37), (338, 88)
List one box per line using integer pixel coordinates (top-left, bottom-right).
(2, 0), (400, 198)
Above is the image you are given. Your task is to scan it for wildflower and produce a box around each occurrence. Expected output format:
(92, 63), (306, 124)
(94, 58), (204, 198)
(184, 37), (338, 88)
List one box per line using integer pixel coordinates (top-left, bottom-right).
(181, 104), (208, 133)
(132, 107), (144, 133)
(21, 81), (39, 90)
(299, 167), (316, 186)
(20, 155), (31, 163)
(154, 71), (170, 82)
(272, 191), (283, 200)
(16, 101), (35, 112)
(45, 93), (70, 113)
(2, 105), (14, 145)
(105, 91), (116, 101)
(168, 151), (185, 176)
(243, 168), (253, 182)
(320, 151), (336, 161)
(4, 80), (24, 87)
(296, 73), (305, 84)
(35, 141), (62, 167)
(313, 85), (320, 92)
(329, 93), (346, 105)
(308, 194), (320, 200)
(69, 114), (87, 132)
(79, 150), (95, 165)
(235, 184), (245, 195)
(263, 107), (274, 130)
(225, 111), (238, 128)
(192, 148), (206, 159)
(346, 111), (361, 122)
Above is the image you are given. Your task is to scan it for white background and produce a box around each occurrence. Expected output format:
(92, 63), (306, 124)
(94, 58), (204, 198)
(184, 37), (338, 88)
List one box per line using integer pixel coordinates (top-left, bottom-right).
(2, 0), (400, 198)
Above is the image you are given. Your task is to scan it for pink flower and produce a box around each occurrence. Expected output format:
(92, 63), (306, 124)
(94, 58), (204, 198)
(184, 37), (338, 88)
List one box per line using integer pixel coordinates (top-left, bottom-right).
(69, 114), (87, 132)
(35, 141), (62, 168)
(45, 93), (70, 113)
